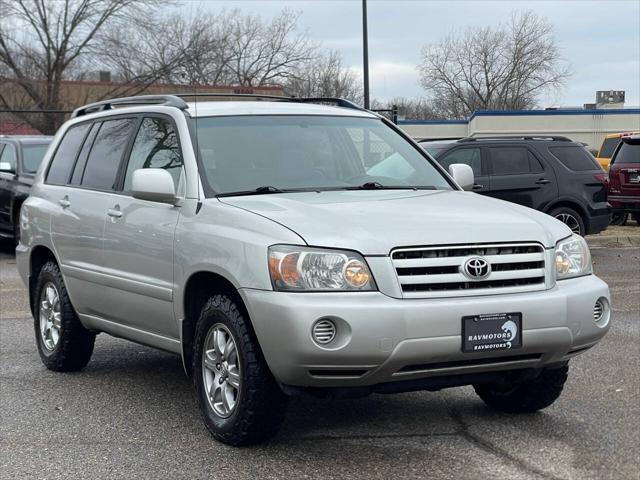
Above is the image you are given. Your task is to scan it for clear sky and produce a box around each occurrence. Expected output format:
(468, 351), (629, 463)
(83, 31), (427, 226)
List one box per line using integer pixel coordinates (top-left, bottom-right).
(189, 0), (640, 108)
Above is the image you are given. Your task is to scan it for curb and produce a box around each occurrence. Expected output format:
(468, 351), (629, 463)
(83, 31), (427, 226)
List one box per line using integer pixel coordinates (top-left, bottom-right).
(586, 236), (640, 248)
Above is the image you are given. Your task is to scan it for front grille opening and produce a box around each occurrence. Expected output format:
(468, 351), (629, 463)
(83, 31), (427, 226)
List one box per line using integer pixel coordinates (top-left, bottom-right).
(398, 353), (542, 373)
(392, 244), (541, 260)
(491, 261), (544, 272)
(308, 369), (368, 378)
(402, 276), (544, 292)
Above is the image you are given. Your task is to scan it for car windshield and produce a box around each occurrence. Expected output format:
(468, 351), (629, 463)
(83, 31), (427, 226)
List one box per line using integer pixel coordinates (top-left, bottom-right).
(22, 143), (50, 173)
(194, 115), (452, 195)
(598, 137), (620, 158)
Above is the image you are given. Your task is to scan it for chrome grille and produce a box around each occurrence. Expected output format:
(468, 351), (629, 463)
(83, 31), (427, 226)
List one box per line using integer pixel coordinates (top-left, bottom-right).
(391, 243), (547, 298)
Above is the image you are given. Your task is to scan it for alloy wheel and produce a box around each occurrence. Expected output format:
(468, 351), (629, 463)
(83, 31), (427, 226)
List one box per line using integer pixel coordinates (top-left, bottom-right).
(202, 323), (241, 418)
(555, 213), (581, 235)
(39, 282), (62, 351)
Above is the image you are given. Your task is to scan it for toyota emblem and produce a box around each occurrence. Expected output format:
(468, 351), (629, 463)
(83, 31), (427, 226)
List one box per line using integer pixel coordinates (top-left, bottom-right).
(463, 257), (491, 280)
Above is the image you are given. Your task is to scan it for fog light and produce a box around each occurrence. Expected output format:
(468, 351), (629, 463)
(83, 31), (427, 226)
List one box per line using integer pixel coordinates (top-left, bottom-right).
(312, 319), (336, 345)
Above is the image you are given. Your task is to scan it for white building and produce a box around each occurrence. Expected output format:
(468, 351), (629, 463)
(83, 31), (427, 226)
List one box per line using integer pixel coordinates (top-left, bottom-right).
(399, 108), (640, 150)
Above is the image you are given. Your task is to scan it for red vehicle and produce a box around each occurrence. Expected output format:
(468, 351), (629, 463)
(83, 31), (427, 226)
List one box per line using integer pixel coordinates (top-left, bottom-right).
(608, 135), (640, 225)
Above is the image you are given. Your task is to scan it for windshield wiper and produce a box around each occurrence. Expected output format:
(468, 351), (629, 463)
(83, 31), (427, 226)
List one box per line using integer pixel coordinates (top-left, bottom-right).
(347, 183), (438, 191)
(217, 185), (286, 197)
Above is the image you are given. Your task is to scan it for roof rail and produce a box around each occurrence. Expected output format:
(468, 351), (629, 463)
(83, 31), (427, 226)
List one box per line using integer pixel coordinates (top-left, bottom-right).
(172, 93), (364, 111)
(71, 95), (188, 118)
(71, 92), (365, 119)
(460, 135), (572, 142)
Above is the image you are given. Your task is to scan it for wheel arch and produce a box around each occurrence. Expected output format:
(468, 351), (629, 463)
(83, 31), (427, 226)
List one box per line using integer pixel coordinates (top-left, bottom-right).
(28, 245), (58, 316)
(544, 198), (589, 231)
(180, 270), (253, 376)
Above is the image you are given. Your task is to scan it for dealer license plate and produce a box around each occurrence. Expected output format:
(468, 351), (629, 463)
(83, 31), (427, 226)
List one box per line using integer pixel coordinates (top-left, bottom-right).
(462, 312), (522, 353)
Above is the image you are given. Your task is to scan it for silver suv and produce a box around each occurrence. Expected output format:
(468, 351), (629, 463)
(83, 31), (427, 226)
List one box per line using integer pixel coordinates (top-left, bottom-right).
(17, 95), (610, 445)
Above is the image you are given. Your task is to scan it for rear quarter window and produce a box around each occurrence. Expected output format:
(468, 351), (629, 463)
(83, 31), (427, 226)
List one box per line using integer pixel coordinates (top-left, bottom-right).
(548, 146), (601, 171)
(46, 123), (91, 184)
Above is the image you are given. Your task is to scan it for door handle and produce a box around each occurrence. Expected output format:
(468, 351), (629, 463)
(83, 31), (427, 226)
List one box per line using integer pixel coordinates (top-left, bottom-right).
(107, 206), (122, 218)
(58, 196), (70, 208)
(535, 178), (550, 185)
(472, 184), (484, 190)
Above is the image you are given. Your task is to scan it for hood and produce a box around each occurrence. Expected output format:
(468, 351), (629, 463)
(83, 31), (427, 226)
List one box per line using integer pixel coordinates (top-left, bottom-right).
(219, 190), (571, 255)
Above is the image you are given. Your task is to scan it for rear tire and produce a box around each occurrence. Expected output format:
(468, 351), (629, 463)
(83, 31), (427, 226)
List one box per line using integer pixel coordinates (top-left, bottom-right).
(193, 294), (288, 445)
(34, 261), (95, 371)
(549, 207), (585, 236)
(609, 212), (628, 226)
(473, 365), (568, 413)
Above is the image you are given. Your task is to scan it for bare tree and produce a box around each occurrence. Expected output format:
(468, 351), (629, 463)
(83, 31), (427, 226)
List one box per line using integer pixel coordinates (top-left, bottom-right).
(418, 10), (570, 118)
(285, 50), (362, 103)
(371, 97), (439, 120)
(0, 0), (164, 133)
(225, 9), (317, 87)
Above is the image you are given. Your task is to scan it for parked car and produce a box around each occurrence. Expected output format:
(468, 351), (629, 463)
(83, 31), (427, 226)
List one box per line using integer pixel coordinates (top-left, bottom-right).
(608, 134), (640, 226)
(17, 95), (610, 446)
(419, 136), (609, 237)
(596, 131), (640, 171)
(0, 135), (52, 243)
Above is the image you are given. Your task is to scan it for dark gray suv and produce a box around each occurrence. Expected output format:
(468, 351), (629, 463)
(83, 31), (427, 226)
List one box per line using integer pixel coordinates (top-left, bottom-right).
(420, 136), (610, 236)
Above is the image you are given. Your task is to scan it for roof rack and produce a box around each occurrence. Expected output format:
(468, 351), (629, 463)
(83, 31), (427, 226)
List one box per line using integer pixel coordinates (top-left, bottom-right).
(171, 93), (363, 111)
(71, 95), (188, 118)
(71, 93), (365, 119)
(459, 136), (572, 142)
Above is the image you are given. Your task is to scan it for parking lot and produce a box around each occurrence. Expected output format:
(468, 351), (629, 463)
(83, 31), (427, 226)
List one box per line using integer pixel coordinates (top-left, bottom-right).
(0, 235), (638, 480)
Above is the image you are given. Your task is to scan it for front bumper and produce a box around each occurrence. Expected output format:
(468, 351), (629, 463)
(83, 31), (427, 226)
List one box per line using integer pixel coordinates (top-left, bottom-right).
(241, 274), (610, 387)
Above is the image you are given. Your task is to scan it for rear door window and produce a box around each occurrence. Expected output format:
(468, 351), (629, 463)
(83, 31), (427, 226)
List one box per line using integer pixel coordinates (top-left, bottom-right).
(438, 148), (482, 176)
(488, 147), (541, 175)
(80, 118), (137, 191)
(46, 123), (91, 184)
(549, 146), (600, 171)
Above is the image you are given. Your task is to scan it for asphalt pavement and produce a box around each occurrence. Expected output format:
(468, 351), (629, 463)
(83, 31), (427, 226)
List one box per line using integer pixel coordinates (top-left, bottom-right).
(1, 237), (638, 480)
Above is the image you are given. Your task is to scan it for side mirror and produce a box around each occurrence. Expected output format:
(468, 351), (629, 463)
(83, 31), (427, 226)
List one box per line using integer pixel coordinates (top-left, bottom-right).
(448, 163), (474, 191)
(131, 168), (177, 204)
(0, 162), (15, 174)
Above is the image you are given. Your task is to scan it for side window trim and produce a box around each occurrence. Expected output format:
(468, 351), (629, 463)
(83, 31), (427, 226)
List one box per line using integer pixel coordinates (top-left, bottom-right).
(117, 113), (184, 194)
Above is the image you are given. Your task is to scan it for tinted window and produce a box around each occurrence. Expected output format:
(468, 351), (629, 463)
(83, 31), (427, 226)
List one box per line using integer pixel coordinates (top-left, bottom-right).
(123, 117), (182, 191)
(438, 148), (482, 176)
(47, 124), (91, 184)
(599, 138), (620, 158)
(549, 146), (600, 171)
(81, 118), (136, 190)
(614, 142), (640, 164)
(22, 144), (51, 173)
(0, 143), (17, 171)
(489, 147), (541, 175)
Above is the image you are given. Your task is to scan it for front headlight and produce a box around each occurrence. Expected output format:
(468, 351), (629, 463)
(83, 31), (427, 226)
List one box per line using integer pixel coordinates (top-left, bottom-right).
(268, 245), (376, 291)
(555, 234), (592, 280)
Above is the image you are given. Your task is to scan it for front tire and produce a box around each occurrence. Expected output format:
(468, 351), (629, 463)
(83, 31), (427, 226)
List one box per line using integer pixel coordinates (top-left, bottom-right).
(193, 294), (288, 445)
(34, 261), (95, 371)
(473, 365), (568, 413)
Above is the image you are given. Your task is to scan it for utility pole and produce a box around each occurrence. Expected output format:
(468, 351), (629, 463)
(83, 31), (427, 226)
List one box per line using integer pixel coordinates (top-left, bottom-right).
(362, 0), (370, 109)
